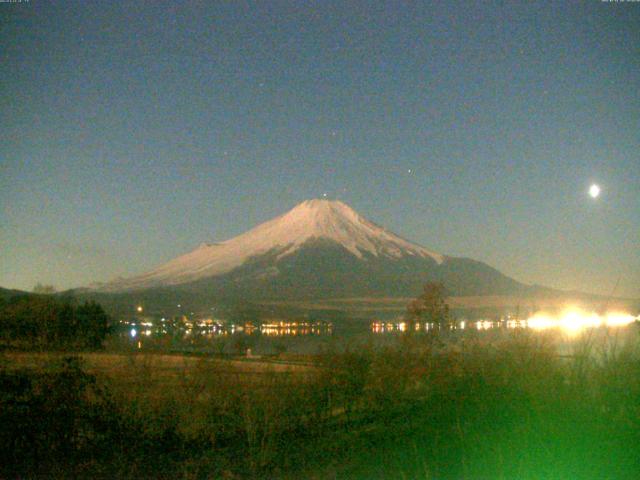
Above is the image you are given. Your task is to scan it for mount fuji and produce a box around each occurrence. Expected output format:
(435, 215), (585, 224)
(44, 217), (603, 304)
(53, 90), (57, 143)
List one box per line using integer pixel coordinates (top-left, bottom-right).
(96, 199), (531, 301)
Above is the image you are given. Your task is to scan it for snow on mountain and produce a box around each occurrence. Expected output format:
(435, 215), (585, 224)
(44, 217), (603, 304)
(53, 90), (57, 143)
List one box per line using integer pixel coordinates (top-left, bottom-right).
(102, 199), (444, 291)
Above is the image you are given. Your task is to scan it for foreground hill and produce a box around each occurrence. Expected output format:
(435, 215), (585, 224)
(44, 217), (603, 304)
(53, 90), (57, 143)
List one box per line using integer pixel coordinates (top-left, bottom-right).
(0, 287), (33, 302)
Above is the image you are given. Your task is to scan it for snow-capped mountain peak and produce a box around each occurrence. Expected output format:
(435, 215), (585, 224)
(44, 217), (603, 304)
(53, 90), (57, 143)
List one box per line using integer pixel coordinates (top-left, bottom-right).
(271, 199), (442, 261)
(101, 199), (443, 291)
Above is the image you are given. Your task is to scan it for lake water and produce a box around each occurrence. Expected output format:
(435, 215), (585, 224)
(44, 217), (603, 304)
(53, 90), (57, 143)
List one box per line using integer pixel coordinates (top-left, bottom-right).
(118, 313), (639, 356)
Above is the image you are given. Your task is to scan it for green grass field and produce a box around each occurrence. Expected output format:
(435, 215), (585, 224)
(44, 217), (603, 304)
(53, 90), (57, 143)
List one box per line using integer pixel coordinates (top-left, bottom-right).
(2, 329), (640, 479)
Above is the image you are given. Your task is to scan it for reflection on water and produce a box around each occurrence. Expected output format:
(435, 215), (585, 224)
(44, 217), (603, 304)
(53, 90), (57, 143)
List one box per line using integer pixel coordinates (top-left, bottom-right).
(371, 321), (439, 333)
(119, 309), (637, 349)
(522, 310), (637, 335)
(116, 309), (639, 356)
(121, 319), (333, 340)
(371, 309), (639, 336)
(260, 321), (333, 336)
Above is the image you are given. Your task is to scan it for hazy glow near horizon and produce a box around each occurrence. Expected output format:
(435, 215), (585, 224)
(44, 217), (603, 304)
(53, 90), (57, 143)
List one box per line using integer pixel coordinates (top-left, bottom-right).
(589, 184), (601, 198)
(523, 308), (636, 335)
(372, 308), (639, 335)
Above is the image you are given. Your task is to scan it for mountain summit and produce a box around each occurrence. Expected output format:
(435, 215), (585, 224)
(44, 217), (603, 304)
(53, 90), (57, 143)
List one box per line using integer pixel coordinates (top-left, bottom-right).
(240, 199), (444, 263)
(102, 199), (442, 291)
(99, 199), (527, 299)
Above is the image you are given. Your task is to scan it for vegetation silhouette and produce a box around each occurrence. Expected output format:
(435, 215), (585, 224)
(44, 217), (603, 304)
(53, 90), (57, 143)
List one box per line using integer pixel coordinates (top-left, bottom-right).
(2, 327), (640, 478)
(406, 281), (452, 333)
(0, 295), (110, 350)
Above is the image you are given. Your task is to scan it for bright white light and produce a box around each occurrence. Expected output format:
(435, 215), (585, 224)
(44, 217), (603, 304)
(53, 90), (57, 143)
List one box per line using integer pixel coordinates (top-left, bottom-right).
(130, 328), (137, 338)
(605, 312), (639, 327)
(589, 184), (601, 198)
(524, 308), (635, 334)
(526, 315), (555, 331)
(476, 320), (493, 330)
(559, 310), (600, 335)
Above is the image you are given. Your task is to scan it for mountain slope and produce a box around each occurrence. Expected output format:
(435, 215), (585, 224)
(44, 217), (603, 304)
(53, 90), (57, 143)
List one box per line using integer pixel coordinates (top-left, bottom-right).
(101, 199), (444, 292)
(96, 199), (531, 301)
(179, 238), (527, 300)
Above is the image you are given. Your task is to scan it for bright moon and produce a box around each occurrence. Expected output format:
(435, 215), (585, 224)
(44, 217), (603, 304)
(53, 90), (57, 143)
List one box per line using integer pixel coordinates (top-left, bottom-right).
(589, 184), (601, 198)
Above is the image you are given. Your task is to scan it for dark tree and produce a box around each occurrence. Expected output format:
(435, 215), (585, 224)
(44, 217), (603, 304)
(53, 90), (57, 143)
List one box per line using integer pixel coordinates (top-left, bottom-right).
(0, 296), (111, 350)
(406, 282), (451, 331)
(75, 302), (110, 349)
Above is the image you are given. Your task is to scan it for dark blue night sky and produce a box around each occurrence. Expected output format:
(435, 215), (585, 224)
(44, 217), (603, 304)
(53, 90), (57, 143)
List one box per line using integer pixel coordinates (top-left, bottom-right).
(2, 1), (638, 296)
